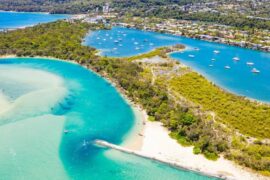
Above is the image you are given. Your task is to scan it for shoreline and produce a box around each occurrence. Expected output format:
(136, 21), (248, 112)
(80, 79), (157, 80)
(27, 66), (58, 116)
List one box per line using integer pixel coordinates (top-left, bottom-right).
(0, 10), (72, 15)
(0, 10), (49, 14)
(129, 119), (268, 180)
(117, 25), (270, 53)
(167, 52), (270, 106)
(0, 12), (71, 32)
(0, 55), (268, 179)
(95, 39), (270, 106)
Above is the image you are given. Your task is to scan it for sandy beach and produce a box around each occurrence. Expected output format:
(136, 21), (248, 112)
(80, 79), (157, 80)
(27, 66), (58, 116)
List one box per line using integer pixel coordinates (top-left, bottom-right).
(123, 107), (268, 180)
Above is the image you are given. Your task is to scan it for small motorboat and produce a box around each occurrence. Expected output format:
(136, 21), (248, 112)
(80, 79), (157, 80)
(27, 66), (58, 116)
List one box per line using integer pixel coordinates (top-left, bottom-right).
(246, 62), (254, 66)
(211, 58), (216, 61)
(209, 64), (214, 67)
(251, 68), (260, 73)
(194, 48), (200, 51)
(213, 50), (220, 54)
(64, 129), (69, 134)
(225, 66), (231, 69)
(233, 57), (240, 61)
(83, 140), (87, 146)
(114, 40), (119, 43)
(188, 55), (195, 58)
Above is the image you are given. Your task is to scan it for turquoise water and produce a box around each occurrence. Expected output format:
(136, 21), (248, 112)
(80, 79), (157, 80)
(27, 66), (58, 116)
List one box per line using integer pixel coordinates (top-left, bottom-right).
(84, 27), (270, 102)
(0, 11), (69, 29)
(0, 58), (214, 179)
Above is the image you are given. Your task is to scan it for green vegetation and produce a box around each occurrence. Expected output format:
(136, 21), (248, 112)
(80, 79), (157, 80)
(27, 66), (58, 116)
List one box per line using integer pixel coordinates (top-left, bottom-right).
(0, 21), (106, 61)
(169, 71), (270, 174)
(169, 72), (270, 139)
(0, 0), (108, 14)
(0, 20), (269, 175)
(124, 47), (168, 61)
(0, 0), (193, 13)
(226, 136), (270, 173)
(0, 20), (228, 161)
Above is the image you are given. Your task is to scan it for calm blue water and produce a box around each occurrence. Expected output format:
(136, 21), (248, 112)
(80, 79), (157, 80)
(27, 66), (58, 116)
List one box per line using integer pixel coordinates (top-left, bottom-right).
(0, 11), (69, 29)
(84, 27), (270, 102)
(0, 58), (214, 179)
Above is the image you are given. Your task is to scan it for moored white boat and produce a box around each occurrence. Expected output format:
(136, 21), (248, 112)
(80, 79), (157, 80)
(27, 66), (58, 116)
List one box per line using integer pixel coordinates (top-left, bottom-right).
(233, 57), (240, 61)
(251, 68), (260, 73)
(213, 50), (220, 54)
(246, 62), (254, 66)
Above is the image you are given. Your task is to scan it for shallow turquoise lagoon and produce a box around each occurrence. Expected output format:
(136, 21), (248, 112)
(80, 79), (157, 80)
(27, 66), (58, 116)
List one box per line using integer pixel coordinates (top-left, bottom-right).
(84, 27), (270, 102)
(0, 11), (69, 29)
(0, 58), (214, 179)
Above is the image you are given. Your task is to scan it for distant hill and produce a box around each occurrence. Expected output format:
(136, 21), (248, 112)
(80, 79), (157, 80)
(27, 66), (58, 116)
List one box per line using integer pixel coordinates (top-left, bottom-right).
(0, 0), (269, 17)
(0, 0), (205, 14)
(0, 0), (269, 30)
(0, 0), (108, 13)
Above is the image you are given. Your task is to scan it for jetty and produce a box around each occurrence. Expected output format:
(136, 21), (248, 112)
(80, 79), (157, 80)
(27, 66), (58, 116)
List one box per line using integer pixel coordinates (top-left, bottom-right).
(94, 140), (231, 180)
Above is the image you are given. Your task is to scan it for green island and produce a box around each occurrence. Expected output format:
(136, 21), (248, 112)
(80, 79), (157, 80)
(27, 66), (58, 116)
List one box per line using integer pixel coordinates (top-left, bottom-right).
(0, 20), (269, 176)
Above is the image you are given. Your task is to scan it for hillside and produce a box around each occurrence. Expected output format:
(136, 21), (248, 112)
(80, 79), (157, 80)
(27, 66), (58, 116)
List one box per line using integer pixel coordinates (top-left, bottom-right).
(0, 0), (269, 30)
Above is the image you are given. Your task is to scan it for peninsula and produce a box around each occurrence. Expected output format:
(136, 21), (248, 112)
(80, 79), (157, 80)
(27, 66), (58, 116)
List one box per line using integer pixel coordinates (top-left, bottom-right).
(0, 19), (269, 179)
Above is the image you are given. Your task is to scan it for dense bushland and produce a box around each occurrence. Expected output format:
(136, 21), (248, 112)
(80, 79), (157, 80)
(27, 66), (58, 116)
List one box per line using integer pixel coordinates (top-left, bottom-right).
(169, 72), (270, 139)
